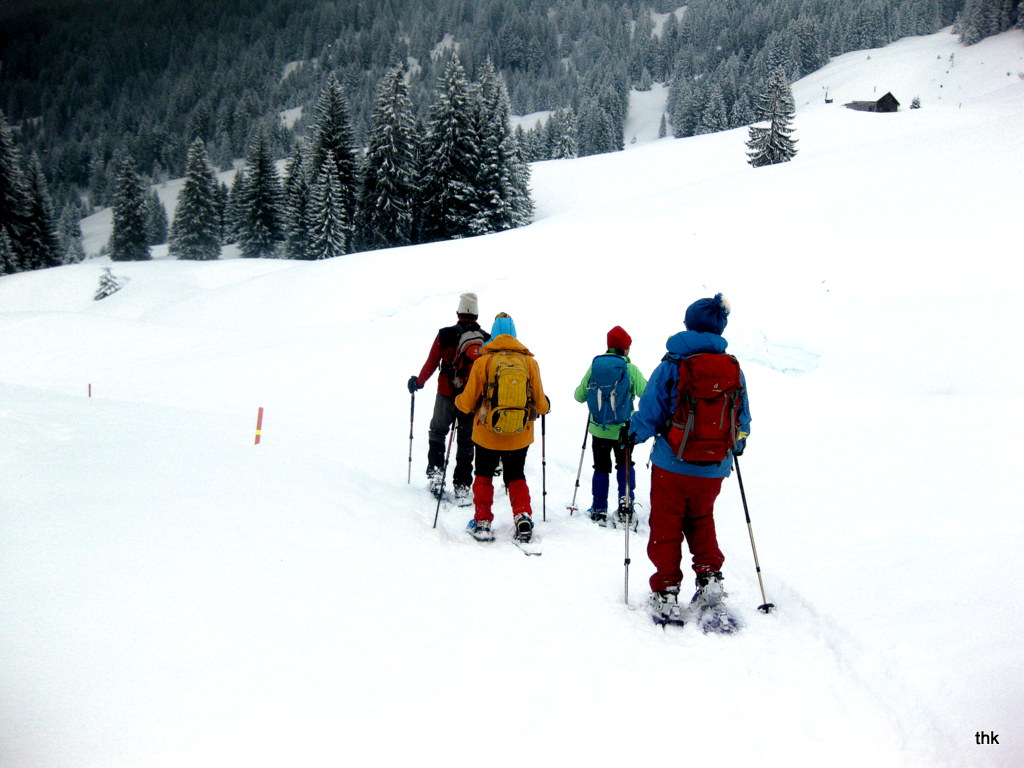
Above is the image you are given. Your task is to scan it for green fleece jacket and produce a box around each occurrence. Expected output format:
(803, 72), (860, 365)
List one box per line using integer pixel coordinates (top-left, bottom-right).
(573, 351), (648, 439)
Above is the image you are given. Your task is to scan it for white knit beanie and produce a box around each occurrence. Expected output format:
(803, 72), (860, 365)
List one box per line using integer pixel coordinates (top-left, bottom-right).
(457, 292), (479, 316)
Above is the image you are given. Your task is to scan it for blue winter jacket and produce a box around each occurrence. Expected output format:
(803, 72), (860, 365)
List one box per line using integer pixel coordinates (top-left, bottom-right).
(630, 331), (751, 478)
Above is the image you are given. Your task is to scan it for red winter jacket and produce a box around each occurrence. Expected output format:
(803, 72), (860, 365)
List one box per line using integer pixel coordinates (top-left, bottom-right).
(415, 320), (487, 398)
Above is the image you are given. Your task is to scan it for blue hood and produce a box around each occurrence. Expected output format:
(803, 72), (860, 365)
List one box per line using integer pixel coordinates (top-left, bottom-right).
(664, 330), (728, 359)
(489, 314), (517, 340)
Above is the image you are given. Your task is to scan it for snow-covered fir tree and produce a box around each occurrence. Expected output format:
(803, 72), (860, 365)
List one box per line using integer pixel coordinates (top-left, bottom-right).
(237, 127), (285, 259)
(418, 55), (481, 243)
(0, 110), (30, 272)
(956, 0), (1022, 43)
(169, 139), (220, 260)
(94, 266), (126, 300)
(58, 207), (86, 264)
(746, 67), (798, 168)
(310, 75), (358, 251)
(307, 150), (350, 259)
(225, 168), (246, 244)
(215, 182), (230, 245)
(144, 190), (169, 245)
(696, 84), (729, 136)
(356, 66), (419, 252)
(472, 59), (533, 235)
(0, 226), (17, 275)
(282, 146), (312, 260)
(109, 158), (151, 262)
(21, 154), (62, 270)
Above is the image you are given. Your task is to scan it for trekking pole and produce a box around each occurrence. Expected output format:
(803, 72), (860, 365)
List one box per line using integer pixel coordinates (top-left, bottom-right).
(432, 418), (457, 529)
(407, 393), (415, 484)
(567, 417), (589, 515)
(623, 439), (633, 605)
(734, 455), (775, 613)
(541, 414), (547, 522)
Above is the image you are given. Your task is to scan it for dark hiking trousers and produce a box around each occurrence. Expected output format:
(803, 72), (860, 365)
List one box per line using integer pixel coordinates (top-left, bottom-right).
(427, 393), (475, 488)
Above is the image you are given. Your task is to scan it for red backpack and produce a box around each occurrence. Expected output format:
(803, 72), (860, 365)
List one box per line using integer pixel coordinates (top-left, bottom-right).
(439, 325), (488, 392)
(664, 353), (743, 463)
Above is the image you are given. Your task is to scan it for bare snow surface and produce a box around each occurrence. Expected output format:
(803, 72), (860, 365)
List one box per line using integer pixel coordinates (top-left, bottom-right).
(2, 28), (1023, 768)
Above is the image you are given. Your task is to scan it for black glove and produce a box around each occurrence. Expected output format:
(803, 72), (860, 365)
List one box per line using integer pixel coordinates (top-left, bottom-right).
(407, 375), (422, 394)
(618, 423), (636, 452)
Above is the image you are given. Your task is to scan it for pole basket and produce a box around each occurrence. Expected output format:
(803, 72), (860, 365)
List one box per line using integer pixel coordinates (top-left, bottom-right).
(758, 603), (775, 614)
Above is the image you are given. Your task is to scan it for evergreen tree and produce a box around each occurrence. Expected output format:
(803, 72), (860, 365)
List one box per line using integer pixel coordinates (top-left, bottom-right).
(282, 146), (313, 260)
(472, 59), (533, 235)
(22, 154), (63, 269)
(169, 138), (220, 260)
(94, 267), (126, 300)
(0, 110), (30, 272)
(357, 66), (418, 251)
(696, 84), (728, 135)
(215, 182), (230, 245)
(746, 68), (799, 168)
(550, 108), (579, 159)
(109, 158), (151, 262)
(225, 168), (247, 244)
(957, 0), (1021, 43)
(307, 150), (350, 259)
(58, 207), (86, 264)
(0, 227), (17, 275)
(144, 189), (169, 245)
(418, 55), (481, 243)
(237, 127), (285, 259)
(310, 75), (359, 246)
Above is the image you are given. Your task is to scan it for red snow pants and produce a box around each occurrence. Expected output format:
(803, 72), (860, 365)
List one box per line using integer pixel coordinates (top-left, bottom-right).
(647, 466), (725, 592)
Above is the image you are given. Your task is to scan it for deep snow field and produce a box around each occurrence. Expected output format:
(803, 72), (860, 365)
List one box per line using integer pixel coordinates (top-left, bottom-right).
(2, 27), (1023, 768)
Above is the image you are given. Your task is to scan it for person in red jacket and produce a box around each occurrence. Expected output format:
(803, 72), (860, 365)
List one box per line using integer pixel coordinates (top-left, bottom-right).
(408, 293), (489, 501)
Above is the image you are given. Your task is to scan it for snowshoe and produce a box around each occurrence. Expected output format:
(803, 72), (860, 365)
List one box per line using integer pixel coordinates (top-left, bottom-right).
(513, 513), (534, 543)
(690, 572), (740, 634)
(611, 498), (637, 530)
(587, 507), (608, 526)
(467, 519), (495, 542)
(453, 484), (472, 506)
(648, 586), (685, 627)
(427, 468), (445, 500)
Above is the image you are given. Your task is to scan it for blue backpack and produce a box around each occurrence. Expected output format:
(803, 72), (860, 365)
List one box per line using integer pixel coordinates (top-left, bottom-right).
(586, 354), (632, 425)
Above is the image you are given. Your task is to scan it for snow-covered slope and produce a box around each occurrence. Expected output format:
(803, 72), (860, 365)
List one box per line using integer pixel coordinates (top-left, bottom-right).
(2, 28), (1022, 768)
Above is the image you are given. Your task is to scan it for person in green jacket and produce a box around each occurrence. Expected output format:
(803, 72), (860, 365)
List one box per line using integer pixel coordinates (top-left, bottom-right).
(573, 326), (647, 525)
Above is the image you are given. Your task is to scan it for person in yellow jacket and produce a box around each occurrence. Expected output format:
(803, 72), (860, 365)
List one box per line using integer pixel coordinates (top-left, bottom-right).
(455, 313), (549, 543)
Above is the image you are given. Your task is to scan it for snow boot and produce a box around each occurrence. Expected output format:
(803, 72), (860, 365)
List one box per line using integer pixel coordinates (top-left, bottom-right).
(427, 467), (444, 499)
(587, 507), (608, 526)
(648, 585), (685, 626)
(691, 571), (740, 634)
(453, 484), (471, 505)
(513, 513), (534, 543)
(691, 571), (727, 608)
(467, 519), (495, 542)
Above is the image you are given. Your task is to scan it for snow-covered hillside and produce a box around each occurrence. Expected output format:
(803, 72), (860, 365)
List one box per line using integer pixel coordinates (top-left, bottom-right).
(2, 28), (1023, 768)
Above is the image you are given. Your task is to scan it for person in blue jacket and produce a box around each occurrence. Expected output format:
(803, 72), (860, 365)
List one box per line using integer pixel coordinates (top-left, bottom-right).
(624, 293), (751, 623)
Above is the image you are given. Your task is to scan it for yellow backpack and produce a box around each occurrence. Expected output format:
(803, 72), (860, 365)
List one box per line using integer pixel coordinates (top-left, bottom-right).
(480, 351), (533, 434)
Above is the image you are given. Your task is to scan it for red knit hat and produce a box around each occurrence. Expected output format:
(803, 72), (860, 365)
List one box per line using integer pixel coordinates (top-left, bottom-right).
(607, 326), (632, 352)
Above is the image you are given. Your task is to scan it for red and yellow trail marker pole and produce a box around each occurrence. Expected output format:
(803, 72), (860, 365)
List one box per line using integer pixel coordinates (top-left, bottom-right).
(254, 407), (264, 445)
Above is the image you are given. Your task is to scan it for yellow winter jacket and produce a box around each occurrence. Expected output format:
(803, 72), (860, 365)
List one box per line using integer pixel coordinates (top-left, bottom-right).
(454, 334), (549, 451)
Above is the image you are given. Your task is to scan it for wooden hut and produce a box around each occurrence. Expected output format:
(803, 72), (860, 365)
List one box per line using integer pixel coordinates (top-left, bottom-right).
(844, 92), (900, 113)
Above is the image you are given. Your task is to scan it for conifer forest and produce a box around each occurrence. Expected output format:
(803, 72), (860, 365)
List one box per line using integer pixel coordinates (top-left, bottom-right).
(1, 0), (1020, 272)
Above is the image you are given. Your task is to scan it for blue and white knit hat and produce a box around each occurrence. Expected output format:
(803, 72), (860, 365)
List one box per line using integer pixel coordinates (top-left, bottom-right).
(684, 293), (730, 335)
